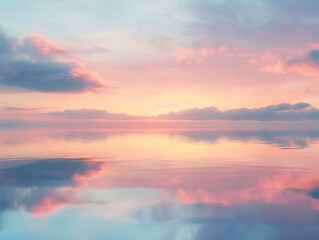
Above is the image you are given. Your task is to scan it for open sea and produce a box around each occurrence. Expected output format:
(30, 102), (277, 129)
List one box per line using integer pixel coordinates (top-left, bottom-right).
(1, 122), (319, 240)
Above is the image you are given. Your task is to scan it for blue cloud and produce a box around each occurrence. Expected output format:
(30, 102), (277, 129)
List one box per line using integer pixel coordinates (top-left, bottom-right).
(0, 29), (106, 93)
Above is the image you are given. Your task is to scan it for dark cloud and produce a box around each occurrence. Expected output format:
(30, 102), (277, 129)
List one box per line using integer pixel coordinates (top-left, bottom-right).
(307, 50), (319, 63)
(287, 49), (319, 65)
(0, 30), (106, 93)
(292, 102), (312, 110)
(160, 103), (319, 120)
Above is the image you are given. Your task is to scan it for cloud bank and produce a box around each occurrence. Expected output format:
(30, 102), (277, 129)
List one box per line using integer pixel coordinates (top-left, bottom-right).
(2, 103), (319, 121)
(0, 30), (106, 93)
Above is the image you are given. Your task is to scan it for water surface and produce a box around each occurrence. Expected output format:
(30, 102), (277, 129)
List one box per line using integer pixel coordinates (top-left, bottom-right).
(1, 124), (319, 239)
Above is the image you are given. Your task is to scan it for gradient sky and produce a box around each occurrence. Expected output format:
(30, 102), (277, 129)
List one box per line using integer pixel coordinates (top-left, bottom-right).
(1, 0), (319, 118)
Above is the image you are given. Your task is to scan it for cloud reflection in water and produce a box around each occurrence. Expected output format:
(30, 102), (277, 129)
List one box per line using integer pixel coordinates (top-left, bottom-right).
(0, 128), (319, 239)
(0, 158), (105, 215)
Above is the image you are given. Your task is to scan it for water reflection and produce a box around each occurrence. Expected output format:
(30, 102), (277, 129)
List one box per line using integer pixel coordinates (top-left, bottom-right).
(0, 158), (105, 215)
(1, 128), (319, 149)
(171, 130), (319, 149)
(0, 127), (319, 239)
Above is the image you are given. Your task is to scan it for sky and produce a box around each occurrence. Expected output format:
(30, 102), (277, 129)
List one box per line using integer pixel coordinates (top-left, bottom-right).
(1, 0), (319, 120)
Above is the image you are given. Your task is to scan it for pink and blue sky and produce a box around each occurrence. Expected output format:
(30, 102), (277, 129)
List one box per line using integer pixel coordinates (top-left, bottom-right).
(1, 0), (319, 121)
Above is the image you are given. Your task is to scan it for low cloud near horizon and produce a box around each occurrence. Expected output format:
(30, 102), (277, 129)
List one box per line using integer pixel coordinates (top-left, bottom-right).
(1, 102), (314, 121)
(160, 102), (319, 120)
(46, 109), (135, 120)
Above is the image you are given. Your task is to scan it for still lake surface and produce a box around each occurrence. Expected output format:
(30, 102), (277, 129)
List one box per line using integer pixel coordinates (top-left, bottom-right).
(1, 122), (319, 239)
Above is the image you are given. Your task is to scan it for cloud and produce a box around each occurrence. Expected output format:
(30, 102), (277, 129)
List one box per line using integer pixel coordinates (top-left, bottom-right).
(185, 0), (319, 49)
(4, 103), (319, 122)
(46, 109), (135, 119)
(22, 33), (68, 56)
(262, 49), (319, 77)
(160, 102), (319, 120)
(285, 49), (319, 76)
(2, 106), (41, 111)
(0, 29), (106, 93)
(160, 46), (227, 64)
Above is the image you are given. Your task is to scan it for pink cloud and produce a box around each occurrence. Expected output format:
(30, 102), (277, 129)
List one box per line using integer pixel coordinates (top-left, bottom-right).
(28, 161), (106, 215)
(0, 30), (107, 93)
(29, 194), (73, 215)
(160, 46), (227, 64)
(23, 34), (67, 56)
(261, 49), (319, 77)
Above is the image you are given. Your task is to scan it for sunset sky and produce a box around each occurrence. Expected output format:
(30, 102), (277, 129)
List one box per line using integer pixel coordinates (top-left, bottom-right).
(1, 0), (319, 120)
(2, 2), (319, 239)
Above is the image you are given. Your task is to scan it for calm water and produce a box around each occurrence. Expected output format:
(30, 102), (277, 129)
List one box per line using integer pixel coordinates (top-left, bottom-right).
(1, 124), (319, 239)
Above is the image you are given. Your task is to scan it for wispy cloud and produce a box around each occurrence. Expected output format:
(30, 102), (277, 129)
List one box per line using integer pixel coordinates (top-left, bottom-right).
(262, 49), (319, 78)
(160, 46), (227, 64)
(46, 109), (135, 119)
(185, 0), (319, 49)
(2, 106), (42, 111)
